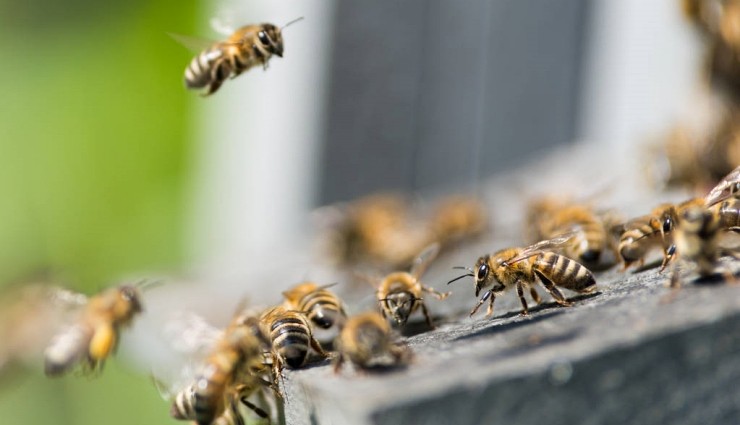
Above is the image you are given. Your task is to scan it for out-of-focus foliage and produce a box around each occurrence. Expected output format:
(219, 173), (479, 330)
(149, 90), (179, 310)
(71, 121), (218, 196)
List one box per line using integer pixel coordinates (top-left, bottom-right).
(0, 0), (197, 423)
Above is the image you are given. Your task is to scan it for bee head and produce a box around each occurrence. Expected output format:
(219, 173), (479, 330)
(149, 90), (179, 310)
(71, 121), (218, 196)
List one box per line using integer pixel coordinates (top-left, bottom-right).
(119, 285), (143, 315)
(382, 292), (416, 326)
(474, 256), (492, 297)
(258, 24), (284, 57)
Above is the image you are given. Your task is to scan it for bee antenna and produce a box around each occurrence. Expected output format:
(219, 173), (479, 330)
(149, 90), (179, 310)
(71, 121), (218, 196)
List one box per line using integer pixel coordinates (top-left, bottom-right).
(452, 266), (473, 272)
(137, 279), (164, 292)
(447, 274), (473, 285)
(281, 16), (305, 30)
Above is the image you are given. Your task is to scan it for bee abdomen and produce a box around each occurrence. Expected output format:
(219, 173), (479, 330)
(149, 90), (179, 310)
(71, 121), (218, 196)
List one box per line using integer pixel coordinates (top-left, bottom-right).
(535, 253), (596, 292)
(716, 199), (740, 229)
(170, 385), (196, 420)
(271, 318), (310, 368)
(185, 47), (226, 89)
(300, 291), (346, 329)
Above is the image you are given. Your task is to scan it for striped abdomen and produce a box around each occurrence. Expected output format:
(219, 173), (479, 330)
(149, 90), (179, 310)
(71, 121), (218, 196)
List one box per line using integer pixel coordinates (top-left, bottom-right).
(297, 289), (347, 329)
(190, 349), (240, 425)
(566, 218), (606, 263)
(533, 252), (596, 293)
(185, 47), (228, 89)
(269, 313), (311, 369)
(713, 198), (740, 230)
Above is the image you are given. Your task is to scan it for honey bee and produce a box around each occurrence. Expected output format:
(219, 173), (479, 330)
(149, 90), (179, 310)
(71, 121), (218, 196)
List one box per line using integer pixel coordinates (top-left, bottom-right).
(428, 196), (488, 247)
(320, 193), (428, 268)
(259, 306), (328, 384)
(376, 243), (450, 328)
(44, 284), (144, 377)
(281, 282), (347, 330)
(181, 18), (303, 96)
(448, 235), (597, 317)
(668, 205), (728, 287)
(616, 198), (705, 271)
(525, 197), (609, 264)
(169, 312), (272, 425)
(333, 312), (411, 372)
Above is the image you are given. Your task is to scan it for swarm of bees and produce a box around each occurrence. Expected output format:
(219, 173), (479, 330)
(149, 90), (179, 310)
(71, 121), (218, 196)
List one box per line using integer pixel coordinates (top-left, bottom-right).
(3, 4), (740, 425)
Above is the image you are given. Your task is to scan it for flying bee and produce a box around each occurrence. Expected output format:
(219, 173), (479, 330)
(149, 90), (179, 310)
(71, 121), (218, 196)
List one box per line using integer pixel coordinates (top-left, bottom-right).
(448, 235), (597, 318)
(259, 306), (328, 384)
(526, 197), (609, 264)
(169, 312), (273, 425)
(669, 206), (724, 288)
(178, 17), (303, 96)
(44, 283), (146, 377)
(333, 312), (411, 372)
(281, 282), (347, 330)
(376, 243), (450, 329)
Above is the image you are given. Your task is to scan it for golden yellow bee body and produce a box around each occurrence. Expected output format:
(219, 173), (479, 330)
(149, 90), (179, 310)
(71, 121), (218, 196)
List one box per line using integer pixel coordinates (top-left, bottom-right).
(44, 285), (142, 377)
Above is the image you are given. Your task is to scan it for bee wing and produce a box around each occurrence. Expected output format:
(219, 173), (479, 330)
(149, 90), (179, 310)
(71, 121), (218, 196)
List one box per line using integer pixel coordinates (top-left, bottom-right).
(164, 312), (223, 358)
(705, 165), (740, 207)
(410, 242), (441, 279)
(507, 233), (578, 264)
(168, 33), (219, 53)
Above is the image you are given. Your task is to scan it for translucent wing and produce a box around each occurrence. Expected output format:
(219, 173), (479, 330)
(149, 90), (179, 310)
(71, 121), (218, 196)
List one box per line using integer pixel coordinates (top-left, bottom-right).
(506, 233), (577, 265)
(168, 33), (219, 53)
(410, 242), (441, 279)
(705, 165), (740, 207)
(163, 312), (223, 358)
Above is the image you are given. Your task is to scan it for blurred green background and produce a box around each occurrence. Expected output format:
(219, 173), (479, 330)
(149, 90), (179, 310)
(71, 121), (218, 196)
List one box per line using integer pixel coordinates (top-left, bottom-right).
(0, 0), (198, 423)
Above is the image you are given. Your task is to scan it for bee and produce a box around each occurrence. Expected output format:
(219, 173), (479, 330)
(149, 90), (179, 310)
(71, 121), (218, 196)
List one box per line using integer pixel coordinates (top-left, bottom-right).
(169, 313), (272, 425)
(526, 197), (609, 264)
(259, 306), (328, 384)
(44, 284), (144, 377)
(333, 312), (411, 372)
(428, 196), (488, 247)
(448, 235), (597, 317)
(376, 243), (450, 328)
(668, 205), (728, 287)
(281, 282), (347, 330)
(182, 18), (303, 96)
(616, 198), (706, 271)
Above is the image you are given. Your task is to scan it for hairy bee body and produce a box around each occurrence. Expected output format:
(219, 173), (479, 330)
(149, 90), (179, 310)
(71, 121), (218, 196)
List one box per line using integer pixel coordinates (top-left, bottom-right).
(44, 285), (142, 376)
(528, 199), (608, 263)
(452, 236), (596, 318)
(260, 307), (327, 381)
(185, 23), (285, 96)
(169, 316), (267, 425)
(334, 312), (410, 371)
(282, 282), (347, 330)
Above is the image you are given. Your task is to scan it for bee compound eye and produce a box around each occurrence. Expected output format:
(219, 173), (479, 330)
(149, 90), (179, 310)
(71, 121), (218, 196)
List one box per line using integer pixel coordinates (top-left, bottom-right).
(662, 216), (672, 233)
(477, 264), (489, 281)
(258, 31), (269, 45)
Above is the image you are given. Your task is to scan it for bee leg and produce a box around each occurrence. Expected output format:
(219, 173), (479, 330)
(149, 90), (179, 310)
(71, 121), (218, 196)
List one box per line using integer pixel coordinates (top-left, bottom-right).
(660, 244), (677, 273)
(529, 287), (542, 304)
(239, 396), (269, 419)
(469, 290), (493, 317)
(668, 261), (682, 288)
(333, 353), (345, 374)
(309, 335), (329, 358)
(421, 285), (451, 300)
(420, 302), (436, 329)
(516, 282), (529, 316)
(537, 274), (571, 307)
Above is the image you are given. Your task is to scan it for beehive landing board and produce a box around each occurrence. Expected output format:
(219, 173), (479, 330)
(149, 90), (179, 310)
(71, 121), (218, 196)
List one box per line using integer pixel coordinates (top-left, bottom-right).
(279, 144), (740, 425)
